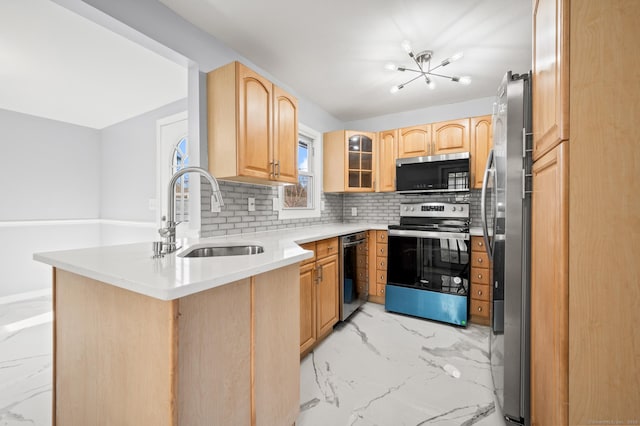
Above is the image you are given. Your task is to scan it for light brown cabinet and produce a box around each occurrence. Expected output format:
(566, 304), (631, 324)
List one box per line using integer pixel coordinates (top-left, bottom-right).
(470, 115), (493, 189)
(377, 129), (398, 192)
(398, 125), (431, 158)
(469, 236), (492, 325)
(367, 230), (388, 304)
(431, 118), (470, 155)
(323, 130), (376, 192)
(398, 120), (469, 158)
(532, 0), (569, 160)
(299, 238), (340, 356)
(207, 61), (298, 184)
(530, 1), (640, 424)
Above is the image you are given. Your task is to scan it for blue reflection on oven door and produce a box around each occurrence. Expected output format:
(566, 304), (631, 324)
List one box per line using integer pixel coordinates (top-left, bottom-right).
(385, 284), (468, 326)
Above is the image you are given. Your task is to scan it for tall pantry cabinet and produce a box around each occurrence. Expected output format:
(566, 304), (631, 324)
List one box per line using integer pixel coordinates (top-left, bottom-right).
(530, 1), (640, 425)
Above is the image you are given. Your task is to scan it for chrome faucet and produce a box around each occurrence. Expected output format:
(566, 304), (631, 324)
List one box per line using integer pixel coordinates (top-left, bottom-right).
(154, 166), (224, 256)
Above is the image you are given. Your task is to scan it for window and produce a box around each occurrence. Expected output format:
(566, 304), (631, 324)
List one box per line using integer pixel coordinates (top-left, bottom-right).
(283, 135), (313, 209)
(172, 137), (190, 222)
(278, 124), (322, 219)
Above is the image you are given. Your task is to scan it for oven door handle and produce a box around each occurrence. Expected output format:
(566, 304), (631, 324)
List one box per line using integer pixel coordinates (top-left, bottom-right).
(342, 240), (366, 248)
(481, 148), (495, 261)
(388, 229), (470, 240)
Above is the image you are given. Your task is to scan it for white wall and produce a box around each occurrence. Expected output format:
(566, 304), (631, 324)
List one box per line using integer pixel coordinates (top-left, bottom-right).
(100, 98), (187, 222)
(54, 0), (344, 133)
(0, 108), (101, 221)
(343, 96), (495, 132)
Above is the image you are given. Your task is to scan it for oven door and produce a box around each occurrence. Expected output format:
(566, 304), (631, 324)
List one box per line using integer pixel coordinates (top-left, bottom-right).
(386, 229), (470, 325)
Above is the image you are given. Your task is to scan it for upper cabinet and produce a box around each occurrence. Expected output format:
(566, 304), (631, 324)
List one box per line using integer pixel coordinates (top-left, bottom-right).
(398, 125), (431, 158)
(398, 119), (469, 158)
(470, 115), (493, 189)
(324, 130), (376, 193)
(432, 118), (470, 155)
(377, 129), (398, 192)
(532, 0), (569, 160)
(207, 61), (298, 184)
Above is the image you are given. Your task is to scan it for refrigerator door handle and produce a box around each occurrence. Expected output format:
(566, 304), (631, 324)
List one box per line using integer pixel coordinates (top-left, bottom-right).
(481, 148), (495, 261)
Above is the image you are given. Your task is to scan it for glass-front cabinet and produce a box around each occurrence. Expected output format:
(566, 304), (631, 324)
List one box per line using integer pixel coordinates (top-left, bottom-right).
(346, 131), (374, 191)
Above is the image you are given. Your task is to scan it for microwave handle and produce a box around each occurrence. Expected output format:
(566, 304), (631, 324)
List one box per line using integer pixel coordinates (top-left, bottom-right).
(481, 149), (495, 261)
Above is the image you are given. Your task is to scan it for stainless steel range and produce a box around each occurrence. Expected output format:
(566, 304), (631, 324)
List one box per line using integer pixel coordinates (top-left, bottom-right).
(385, 202), (471, 326)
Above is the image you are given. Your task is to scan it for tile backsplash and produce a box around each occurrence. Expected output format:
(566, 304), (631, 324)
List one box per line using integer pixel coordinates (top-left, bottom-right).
(200, 180), (492, 237)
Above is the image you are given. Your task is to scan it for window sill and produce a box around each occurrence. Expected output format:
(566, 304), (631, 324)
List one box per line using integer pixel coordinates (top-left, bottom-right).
(277, 207), (321, 220)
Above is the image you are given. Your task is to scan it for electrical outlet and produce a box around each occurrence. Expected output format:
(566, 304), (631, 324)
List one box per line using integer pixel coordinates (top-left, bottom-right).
(148, 198), (156, 211)
(272, 198), (279, 211)
(248, 197), (255, 212)
(351, 207), (357, 216)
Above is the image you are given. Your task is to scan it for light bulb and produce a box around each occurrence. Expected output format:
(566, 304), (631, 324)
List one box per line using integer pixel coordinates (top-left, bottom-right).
(401, 40), (412, 53)
(427, 80), (436, 90)
(450, 52), (464, 62)
(385, 62), (397, 71)
(459, 76), (472, 85)
(390, 85), (400, 94)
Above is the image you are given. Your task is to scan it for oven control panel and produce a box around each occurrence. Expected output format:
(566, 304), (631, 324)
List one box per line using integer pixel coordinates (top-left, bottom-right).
(400, 202), (470, 218)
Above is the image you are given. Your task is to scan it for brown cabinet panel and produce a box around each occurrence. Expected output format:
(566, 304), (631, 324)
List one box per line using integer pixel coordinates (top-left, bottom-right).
(471, 252), (489, 268)
(299, 242), (316, 265)
(376, 283), (386, 297)
(471, 284), (491, 302)
(323, 131), (376, 192)
(470, 299), (490, 318)
(316, 238), (338, 260)
(299, 263), (316, 355)
(376, 243), (387, 257)
(377, 130), (397, 192)
(432, 118), (470, 155)
(316, 255), (339, 338)
(471, 268), (490, 285)
(398, 125), (431, 158)
(470, 116), (493, 189)
(376, 270), (387, 285)
(471, 236), (487, 252)
(376, 256), (387, 270)
(532, 0), (569, 160)
(376, 231), (388, 243)
(272, 85), (298, 184)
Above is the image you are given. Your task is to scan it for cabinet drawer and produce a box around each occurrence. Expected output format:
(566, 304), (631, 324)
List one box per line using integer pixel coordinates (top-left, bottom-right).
(376, 283), (386, 296)
(376, 243), (388, 257)
(316, 238), (338, 260)
(376, 256), (387, 270)
(300, 242), (316, 265)
(471, 236), (487, 252)
(471, 299), (490, 318)
(376, 231), (388, 243)
(376, 270), (387, 284)
(471, 267), (490, 285)
(471, 284), (491, 301)
(471, 252), (489, 268)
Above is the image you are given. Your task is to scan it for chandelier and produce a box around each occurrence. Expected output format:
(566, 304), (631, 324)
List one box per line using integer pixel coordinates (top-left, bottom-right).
(386, 40), (471, 93)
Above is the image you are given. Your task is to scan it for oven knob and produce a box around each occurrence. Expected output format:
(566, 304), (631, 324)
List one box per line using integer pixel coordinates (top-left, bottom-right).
(403, 206), (408, 211)
(459, 206), (464, 212)
(452, 206), (457, 212)
(410, 207), (415, 211)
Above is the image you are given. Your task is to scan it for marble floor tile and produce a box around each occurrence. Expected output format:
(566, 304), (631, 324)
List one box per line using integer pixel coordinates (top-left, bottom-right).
(0, 294), (53, 426)
(298, 303), (505, 426)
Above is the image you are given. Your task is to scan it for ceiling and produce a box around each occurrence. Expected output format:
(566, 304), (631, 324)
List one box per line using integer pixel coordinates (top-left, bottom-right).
(159, 0), (532, 122)
(0, 0), (187, 129)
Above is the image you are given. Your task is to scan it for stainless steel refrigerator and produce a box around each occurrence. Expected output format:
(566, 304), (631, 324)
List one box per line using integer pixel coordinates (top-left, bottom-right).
(481, 71), (531, 425)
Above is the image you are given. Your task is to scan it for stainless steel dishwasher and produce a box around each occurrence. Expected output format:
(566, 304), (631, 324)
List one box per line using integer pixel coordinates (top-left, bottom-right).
(339, 232), (368, 321)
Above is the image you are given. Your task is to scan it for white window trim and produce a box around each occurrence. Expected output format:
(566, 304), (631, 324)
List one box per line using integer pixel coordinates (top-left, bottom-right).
(277, 123), (322, 220)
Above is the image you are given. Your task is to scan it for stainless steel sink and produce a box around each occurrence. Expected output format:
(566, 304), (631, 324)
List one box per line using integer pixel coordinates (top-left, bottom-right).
(178, 244), (264, 258)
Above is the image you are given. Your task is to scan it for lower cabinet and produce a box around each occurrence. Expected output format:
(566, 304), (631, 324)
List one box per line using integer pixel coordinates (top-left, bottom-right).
(367, 230), (388, 304)
(470, 236), (492, 325)
(299, 238), (339, 356)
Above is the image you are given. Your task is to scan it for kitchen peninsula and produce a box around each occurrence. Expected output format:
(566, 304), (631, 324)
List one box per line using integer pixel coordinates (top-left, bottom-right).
(34, 224), (383, 426)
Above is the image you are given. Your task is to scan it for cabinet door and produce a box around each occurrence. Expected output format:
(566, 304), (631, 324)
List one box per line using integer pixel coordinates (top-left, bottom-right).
(345, 131), (375, 192)
(273, 85), (298, 184)
(470, 116), (493, 189)
(398, 125), (430, 158)
(530, 143), (568, 426)
(299, 263), (316, 355)
(316, 255), (339, 338)
(432, 118), (470, 155)
(237, 63), (273, 180)
(532, 0), (569, 160)
(377, 130), (397, 192)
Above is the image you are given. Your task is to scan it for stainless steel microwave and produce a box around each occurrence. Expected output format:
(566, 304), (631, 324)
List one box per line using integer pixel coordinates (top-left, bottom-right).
(395, 152), (470, 193)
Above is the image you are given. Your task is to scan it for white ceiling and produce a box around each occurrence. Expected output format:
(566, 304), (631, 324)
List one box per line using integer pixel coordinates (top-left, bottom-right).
(0, 0), (187, 129)
(159, 0), (532, 122)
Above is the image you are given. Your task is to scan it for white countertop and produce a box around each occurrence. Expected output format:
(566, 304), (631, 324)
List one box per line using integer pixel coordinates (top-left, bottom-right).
(34, 223), (388, 301)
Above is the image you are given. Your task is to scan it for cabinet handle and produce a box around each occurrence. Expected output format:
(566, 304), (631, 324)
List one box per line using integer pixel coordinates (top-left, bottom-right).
(316, 266), (323, 283)
(477, 258), (483, 263)
(477, 241), (484, 247)
(477, 290), (483, 296)
(477, 273), (483, 279)
(275, 160), (280, 178)
(477, 306), (483, 312)
(270, 161), (276, 178)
